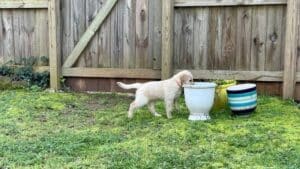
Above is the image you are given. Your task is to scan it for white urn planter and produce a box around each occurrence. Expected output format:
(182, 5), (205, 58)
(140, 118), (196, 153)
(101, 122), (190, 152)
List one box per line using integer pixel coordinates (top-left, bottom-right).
(183, 82), (217, 121)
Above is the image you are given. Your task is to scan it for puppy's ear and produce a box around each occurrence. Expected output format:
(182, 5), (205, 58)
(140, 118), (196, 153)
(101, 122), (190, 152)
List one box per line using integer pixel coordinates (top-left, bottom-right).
(180, 74), (188, 85)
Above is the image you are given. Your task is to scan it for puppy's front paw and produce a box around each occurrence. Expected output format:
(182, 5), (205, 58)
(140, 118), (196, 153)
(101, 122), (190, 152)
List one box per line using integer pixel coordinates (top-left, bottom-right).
(167, 115), (172, 119)
(128, 113), (133, 119)
(154, 112), (161, 117)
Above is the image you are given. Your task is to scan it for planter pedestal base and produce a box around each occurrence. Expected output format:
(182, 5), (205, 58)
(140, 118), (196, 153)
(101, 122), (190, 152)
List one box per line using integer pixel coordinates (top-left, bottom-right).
(188, 113), (211, 121)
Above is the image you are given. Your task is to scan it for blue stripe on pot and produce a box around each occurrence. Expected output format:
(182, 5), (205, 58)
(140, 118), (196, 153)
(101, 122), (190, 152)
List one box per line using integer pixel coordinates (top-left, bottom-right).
(228, 90), (256, 98)
(228, 94), (257, 101)
(228, 98), (257, 104)
(231, 105), (257, 111)
(229, 100), (257, 107)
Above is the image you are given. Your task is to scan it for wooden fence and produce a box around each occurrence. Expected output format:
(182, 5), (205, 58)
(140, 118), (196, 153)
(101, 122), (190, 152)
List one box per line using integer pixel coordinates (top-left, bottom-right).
(0, 0), (299, 99)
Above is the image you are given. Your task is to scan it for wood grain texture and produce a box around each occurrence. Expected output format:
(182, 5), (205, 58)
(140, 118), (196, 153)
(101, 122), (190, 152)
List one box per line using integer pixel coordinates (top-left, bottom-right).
(123, 0), (136, 68)
(135, 0), (149, 68)
(221, 7), (237, 70)
(63, 68), (161, 79)
(72, 0), (86, 67)
(180, 8), (194, 69)
(61, 0), (72, 63)
(173, 9), (182, 70)
(175, 69), (285, 82)
(174, 0), (287, 7)
(265, 6), (284, 71)
(297, 0), (300, 73)
(63, 0), (118, 68)
(0, 0), (48, 9)
(161, 0), (174, 79)
(193, 8), (209, 70)
(1, 10), (14, 64)
(84, 0), (100, 68)
(236, 7), (252, 70)
(48, 0), (61, 90)
(283, 0), (298, 99)
(110, 0), (124, 68)
(251, 6), (267, 71)
(208, 7), (224, 70)
(149, 0), (162, 70)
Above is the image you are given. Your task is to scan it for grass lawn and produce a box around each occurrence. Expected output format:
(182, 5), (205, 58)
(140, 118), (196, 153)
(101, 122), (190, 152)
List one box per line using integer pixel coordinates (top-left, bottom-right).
(0, 90), (300, 169)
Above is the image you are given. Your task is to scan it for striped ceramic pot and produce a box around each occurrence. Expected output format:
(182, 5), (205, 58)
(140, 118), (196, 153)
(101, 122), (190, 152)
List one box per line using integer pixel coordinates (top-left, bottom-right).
(227, 84), (257, 116)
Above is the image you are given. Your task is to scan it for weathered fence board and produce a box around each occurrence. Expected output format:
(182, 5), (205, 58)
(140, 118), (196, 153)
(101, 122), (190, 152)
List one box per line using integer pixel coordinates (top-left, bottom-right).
(0, 9), (48, 64)
(149, 0), (162, 70)
(236, 7), (252, 70)
(193, 8), (209, 70)
(174, 0), (287, 7)
(123, 0), (136, 69)
(1, 0), (299, 99)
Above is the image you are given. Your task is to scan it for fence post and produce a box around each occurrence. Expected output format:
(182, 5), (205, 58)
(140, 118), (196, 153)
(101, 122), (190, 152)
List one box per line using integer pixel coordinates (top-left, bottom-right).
(161, 0), (174, 79)
(283, 0), (298, 99)
(48, 0), (61, 90)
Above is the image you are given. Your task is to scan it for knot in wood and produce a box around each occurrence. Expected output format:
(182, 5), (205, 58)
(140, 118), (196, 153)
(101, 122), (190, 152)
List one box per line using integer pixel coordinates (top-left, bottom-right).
(140, 9), (146, 21)
(269, 32), (278, 43)
(184, 25), (192, 34)
(253, 37), (263, 47)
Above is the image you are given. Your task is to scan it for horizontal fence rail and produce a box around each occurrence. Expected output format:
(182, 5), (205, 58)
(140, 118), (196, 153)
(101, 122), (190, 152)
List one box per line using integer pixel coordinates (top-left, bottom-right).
(0, 0), (48, 9)
(174, 0), (287, 7)
(62, 68), (161, 79)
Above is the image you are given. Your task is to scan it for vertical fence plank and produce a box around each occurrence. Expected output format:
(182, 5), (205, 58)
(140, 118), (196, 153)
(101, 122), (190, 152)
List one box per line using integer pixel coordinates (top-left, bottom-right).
(13, 10), (23, 64)
(61, 0), (71, 63)
(180, 9), (194, 69)
(162, 0), (174, 79)
(265, 6), (284, 71)
(221, 7), (237, 70)
(98, 0), (111, 68)
(1, 10), (14, 64)
(208, 7), (223, 70)
(283, 0), (298, 99)
(111, 0), (124, 68)
(36, 10), (49, 59)
(85, 0), (100, 68)
(193, 8), (209, 70)
(48, 0), (61, 90)
(149, 0), (162, 70)
(174, 9), (182, 70)
(251, 6), (267, 71)
(135, 0), (149, 69)
(123, 0), (136, 68)
(0, 11), (2, 63)
(236, 7), (252, 71)
(73, 0), (86, 67)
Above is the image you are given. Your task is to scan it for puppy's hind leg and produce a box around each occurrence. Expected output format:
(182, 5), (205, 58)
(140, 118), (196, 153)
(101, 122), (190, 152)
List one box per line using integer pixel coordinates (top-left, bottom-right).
(165, 99), (174, 119)
(148, 102), (161, 117)
(128, 96), (148, 119)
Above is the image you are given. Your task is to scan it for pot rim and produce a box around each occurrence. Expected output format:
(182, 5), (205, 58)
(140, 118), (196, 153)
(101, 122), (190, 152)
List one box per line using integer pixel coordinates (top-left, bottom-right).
(183, 82), (217, 89)
(227, 83), (256, 91)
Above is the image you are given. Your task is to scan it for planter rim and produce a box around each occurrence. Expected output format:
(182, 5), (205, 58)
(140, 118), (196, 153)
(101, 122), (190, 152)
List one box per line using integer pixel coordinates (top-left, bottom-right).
(227, 83), (256, 91)
(183, 82), (217, 89)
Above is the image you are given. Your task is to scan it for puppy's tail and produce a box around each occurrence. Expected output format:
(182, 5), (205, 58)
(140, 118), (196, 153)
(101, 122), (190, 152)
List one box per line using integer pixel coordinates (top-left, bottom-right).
(117, 82), (142, 90)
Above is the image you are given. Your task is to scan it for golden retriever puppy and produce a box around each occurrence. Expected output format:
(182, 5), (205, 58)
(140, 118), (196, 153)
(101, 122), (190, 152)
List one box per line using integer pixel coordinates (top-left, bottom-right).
(117, 70), (193, 119)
